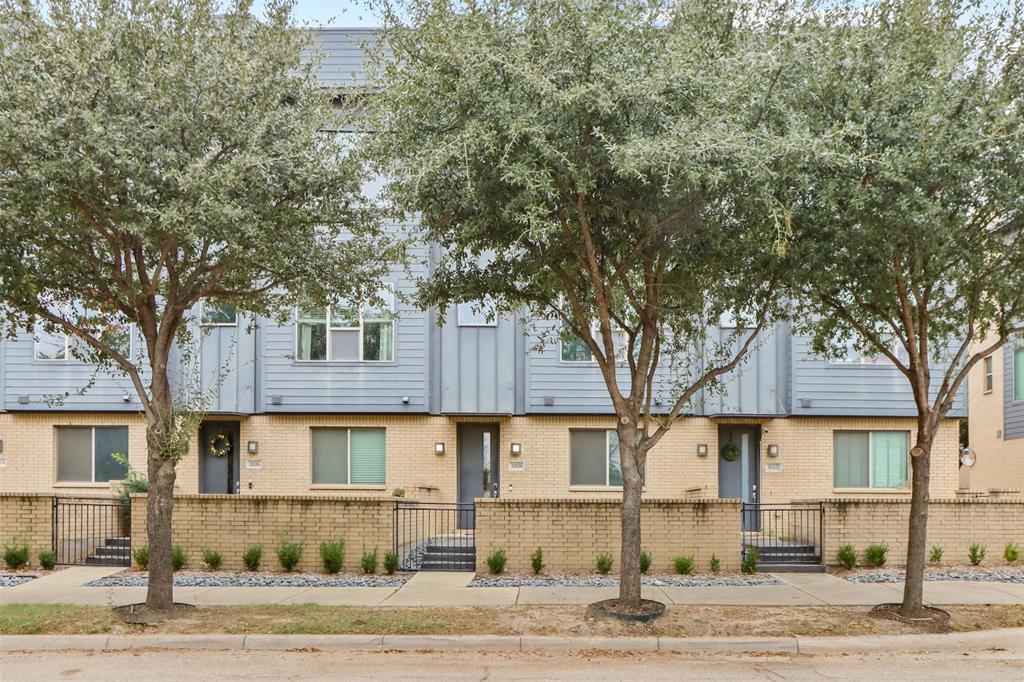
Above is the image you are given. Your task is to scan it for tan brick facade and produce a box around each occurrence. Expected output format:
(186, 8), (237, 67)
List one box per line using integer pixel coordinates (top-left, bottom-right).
(130, 494), (395, 573)
(475, 498), (742, 573)
(966, 340), (1024, 494)
(0, 493), (52, 563)
(0, 412), (960, 502)
(820, 497), (1024, 567)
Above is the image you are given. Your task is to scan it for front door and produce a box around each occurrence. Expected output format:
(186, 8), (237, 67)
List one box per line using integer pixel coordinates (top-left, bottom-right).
(717, 425), (761, 530)
(457, 423), (500, 528)
(199, 421), (240, 494)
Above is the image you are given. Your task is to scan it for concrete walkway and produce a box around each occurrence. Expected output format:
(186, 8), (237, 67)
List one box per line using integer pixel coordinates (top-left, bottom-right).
(2, 567), (1022, 608)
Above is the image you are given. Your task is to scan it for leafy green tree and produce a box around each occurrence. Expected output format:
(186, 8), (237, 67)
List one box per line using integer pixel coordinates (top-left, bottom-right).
(368, 0), (818, 609)
(791, 0), (1024, 618)
(0, 0), (387, 612)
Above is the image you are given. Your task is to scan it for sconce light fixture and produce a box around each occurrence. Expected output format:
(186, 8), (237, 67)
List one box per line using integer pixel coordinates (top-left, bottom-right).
(122, 393), (131, 402)
(434, 442), (446, 456)
(247, 440), (259, 455)
(510, 442), (522, 456)
(696, 444), (708, 457)
(767, 444), (780, 457)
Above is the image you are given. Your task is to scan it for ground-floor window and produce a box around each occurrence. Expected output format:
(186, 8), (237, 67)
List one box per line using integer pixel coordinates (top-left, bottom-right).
(311, 427), (386, 485)
(833, 430), (909, 489)
(1014, 346), (1024, 401)
(570, 429), (622, 486)
(56, 426), (129, 483)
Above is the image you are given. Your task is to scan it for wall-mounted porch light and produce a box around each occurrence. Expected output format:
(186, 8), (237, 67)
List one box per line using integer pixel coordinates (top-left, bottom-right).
(696, 444), (708, 457)
(434, 442), (446, 456)
(247, 440), (259, 455)
(767, 444), (780, 457)
(510, 442), (522, 456)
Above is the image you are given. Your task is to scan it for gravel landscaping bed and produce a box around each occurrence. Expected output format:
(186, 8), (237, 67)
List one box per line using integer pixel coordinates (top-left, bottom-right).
(86, 570), (409, 588)
(469, 574), (784, 587)
(847, 568), (1024, 584)
(0, 575), (35, 587)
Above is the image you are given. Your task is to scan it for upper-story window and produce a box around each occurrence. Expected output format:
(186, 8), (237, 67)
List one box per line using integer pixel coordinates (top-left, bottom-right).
(295, 284), (395, 362)
(833, 430), (908, 489)
(983, 355), (994, 394)
(200, 300), (238, 326)
(830, 335), (908, 366)
(560, 323), (627, 363)
(457, 299), (497, 327)
(1015, 347), (1024, 402)
(34, 313), (131, 361)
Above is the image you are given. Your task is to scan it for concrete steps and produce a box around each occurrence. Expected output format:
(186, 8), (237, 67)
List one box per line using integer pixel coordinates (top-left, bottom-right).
(420, 544), (475, 571)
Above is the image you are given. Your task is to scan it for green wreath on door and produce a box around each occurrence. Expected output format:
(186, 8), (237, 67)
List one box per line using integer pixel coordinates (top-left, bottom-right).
(720, 443), (740, 462)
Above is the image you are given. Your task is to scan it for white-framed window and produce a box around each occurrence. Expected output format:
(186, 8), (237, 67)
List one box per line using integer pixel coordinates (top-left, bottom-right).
(833, 430), (909, 489)
(34, 315), (132, 361)
(200, 300), (238, 326)
(570, 429), (623, 486)
(295, 284), (395, 362)
(983, 355), (994, 394)
(311, 427), (386, 485)
(559, 322), (628, 363)
(56, 426), (129, 483)
(457, 299), (497, 327)
(829, 335), (908, 366)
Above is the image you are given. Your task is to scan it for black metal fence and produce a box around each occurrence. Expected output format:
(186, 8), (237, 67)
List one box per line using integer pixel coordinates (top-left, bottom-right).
(52, 496), (131, 566)
(741, 502), (823, 565)
(393, 501), (475, 571)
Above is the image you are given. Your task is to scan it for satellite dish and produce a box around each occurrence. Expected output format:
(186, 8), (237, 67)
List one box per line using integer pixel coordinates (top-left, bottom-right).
(960, 448), (976, 468)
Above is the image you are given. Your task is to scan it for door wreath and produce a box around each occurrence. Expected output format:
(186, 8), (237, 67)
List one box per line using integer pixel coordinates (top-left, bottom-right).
(208, 432), (232, 458)
(720, 443), (740, 462)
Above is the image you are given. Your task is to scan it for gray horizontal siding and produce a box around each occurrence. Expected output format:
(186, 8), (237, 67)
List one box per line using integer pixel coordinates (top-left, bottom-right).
(1005, 342), (1024, 439)
(307, 28), (380, 87)
(790, 335), (967, 418)
(3, 330), (145, 412)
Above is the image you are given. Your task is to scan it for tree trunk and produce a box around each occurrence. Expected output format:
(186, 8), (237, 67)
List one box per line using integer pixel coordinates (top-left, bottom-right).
(143, 371), (178, 612)
(899, 421), (932, 618)
(617, 428), (643, 609)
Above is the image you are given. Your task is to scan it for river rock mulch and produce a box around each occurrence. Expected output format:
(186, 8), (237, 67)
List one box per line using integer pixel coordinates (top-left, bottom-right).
(847, 568), (1024, 584)
(469, 574), (784, 588)
(86, 569), (408, 588)
(0, 574), (35, 587)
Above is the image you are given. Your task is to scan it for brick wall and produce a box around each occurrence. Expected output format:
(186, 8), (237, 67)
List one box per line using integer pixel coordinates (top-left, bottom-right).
(819, 497), (1024, 567)
(130, 494), (396, 573)
(475, 498), (742, 573)
(0, 493), (52, 565)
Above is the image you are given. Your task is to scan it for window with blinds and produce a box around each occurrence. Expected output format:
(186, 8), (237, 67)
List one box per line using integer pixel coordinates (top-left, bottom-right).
(311, 427), (386, 485)
(833, 430), (908, 489)
(1015, 347), (1024, 402)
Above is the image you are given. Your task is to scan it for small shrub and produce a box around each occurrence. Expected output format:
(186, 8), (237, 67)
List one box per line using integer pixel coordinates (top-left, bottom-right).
(1004, 543), (1020, 564)
(242, 545), (262, 571)
(929, 546), (944, 565)
(487, 548), (508, 574)
(595, 552), (614, 575)
(639, 549), (652, 574)
(383, 550), (399, 575)
(361, 548), (378, 574)
(2, 541), (29, 570)
(709, 554), (721, 574)
(277, 539), (304, 572)
(864, 543), (888, 568)
(530, 547), (544, 575)
(741, 548), (759, 574)
(201, 548), (222, 571)
(37, 550), (57, 571)
(171, 545), (187, 571)
(673, 554), (695, 575)
(132, 545), (149, 570)
(317, 540), (342, 573)
(969, 543), (987, 566)
(837, 544), (858, 570)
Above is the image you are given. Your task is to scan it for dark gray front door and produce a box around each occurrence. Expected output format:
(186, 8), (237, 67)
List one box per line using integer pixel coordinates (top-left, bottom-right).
(717, 425), (760, 530)
(457, 423), (500, 528)
(199, 421), (240, 494)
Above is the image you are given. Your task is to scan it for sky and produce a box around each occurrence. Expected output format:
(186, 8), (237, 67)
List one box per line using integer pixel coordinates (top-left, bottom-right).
(252, 1), (381, 27)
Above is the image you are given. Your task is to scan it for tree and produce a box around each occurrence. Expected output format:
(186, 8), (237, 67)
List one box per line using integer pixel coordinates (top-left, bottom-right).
(368, 0), (818, 610)
(790, 0), (1024, 618)
(0, 0), (388, 612)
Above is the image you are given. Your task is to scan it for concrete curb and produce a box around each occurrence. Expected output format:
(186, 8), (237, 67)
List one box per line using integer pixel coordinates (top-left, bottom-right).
(1, 629), (1020, 654)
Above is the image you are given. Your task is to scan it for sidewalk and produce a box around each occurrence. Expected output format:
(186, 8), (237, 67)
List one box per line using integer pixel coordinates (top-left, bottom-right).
(3, 567), (1023, 608)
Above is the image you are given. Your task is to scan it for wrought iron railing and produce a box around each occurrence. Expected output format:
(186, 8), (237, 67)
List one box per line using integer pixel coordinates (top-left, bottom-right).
(52, 496), (131, 566)
(741, 502), (823, 565)
(393, 501), (475, 571)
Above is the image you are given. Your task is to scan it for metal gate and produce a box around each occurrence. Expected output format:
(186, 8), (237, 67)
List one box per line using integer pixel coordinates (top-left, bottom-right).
(52, 496), (131, 566)
(741, 502), (823, 567)
(393, 501), (475, 571)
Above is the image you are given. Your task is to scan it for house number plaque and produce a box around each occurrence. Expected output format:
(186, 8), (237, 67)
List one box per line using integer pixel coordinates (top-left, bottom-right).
(764, 462), (784, 473)
(508, 461), (525, 472)
(245, 460), (263, 470)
